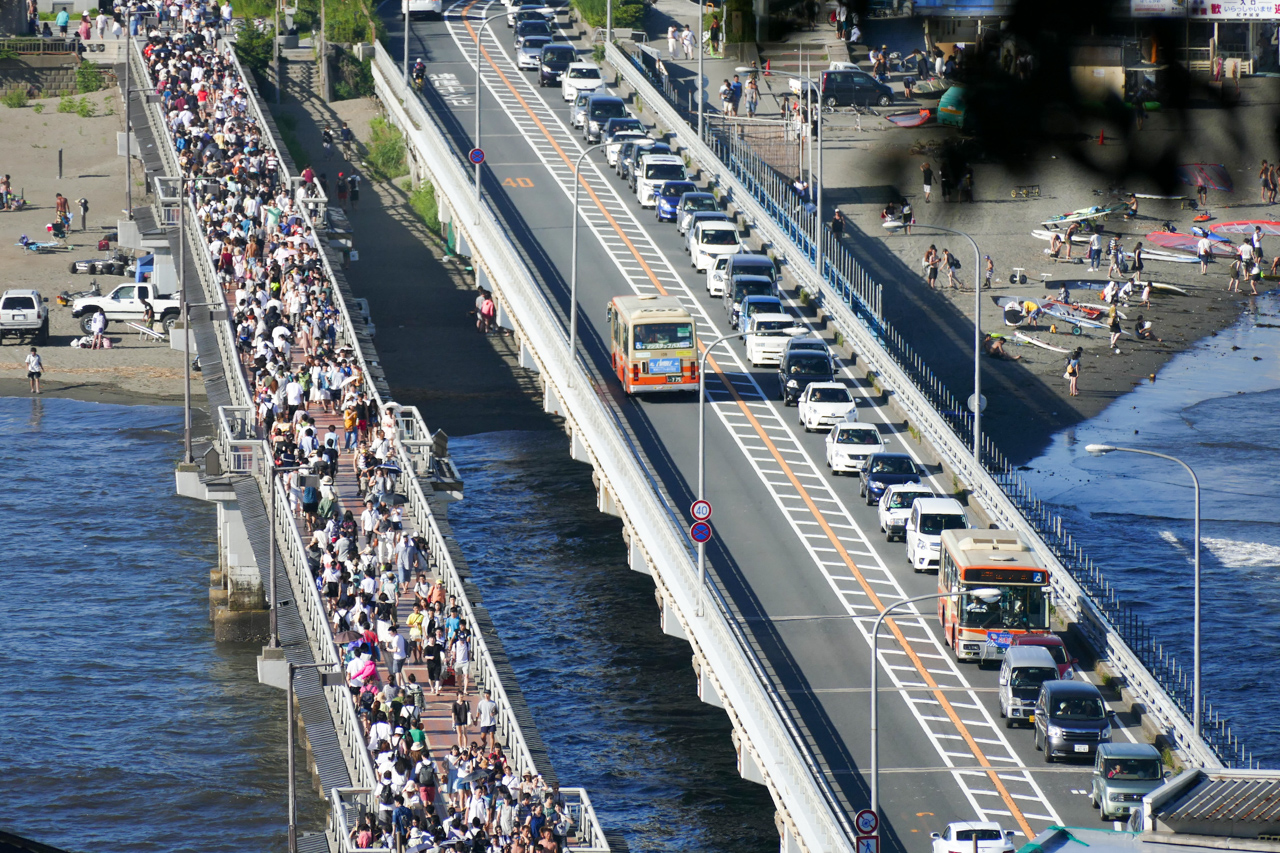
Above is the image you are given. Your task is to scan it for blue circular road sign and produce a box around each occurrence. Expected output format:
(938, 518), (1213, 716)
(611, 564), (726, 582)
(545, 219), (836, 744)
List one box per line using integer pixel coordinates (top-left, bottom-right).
(690, 521), (713, 543)
(468, 147), (485, 165)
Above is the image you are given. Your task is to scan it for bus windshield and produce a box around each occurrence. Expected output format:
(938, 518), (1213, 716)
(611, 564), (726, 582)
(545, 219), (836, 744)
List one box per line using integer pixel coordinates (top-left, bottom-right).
(633, 322), (693, 351)
(919, 513), (967, 535)
(959, 586), (1048, 630)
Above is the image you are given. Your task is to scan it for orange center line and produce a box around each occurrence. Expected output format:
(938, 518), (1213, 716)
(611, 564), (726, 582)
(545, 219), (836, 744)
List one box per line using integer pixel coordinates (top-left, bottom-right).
(459, 6), (1033, 835)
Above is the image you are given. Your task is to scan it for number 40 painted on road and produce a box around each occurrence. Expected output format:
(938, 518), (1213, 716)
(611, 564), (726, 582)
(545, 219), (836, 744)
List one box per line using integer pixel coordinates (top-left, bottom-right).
(502, 177), (535, 188)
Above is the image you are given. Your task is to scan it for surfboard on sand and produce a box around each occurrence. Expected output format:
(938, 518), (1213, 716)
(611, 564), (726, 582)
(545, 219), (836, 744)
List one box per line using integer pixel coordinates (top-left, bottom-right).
(1191, 225), (1231, 243)
(1150, 282), (1190, 295)
(1032, 229), (1091, 244)
(1042, 204), (1126, 228)
(887, 108), (931, 127)
(1211, 220), (1280, 237)
(1014, 331), (1071, 353)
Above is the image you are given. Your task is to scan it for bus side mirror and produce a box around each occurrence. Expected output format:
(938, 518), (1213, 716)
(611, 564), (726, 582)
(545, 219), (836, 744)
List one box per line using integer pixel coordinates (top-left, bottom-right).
(605, 305), (613, 321)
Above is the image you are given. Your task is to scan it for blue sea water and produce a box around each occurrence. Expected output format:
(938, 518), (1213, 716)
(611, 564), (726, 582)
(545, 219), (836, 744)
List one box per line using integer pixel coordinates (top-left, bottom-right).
(0, 398), (325, 853)
(1019, 295), (1280, 766)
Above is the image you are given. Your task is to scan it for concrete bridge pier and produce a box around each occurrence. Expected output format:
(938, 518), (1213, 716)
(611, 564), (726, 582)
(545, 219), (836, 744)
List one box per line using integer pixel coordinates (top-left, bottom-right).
(176, 464), (269, 642)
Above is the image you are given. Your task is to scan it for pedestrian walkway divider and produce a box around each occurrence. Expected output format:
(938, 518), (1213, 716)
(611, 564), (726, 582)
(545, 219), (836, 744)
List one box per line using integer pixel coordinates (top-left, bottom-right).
(606, 39), (1251, 770)
(131, 32), (611, 844)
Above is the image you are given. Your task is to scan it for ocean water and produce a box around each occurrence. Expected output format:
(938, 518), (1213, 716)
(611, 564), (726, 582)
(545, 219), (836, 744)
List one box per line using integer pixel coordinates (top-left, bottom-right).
(446, 430), (779, 853)
(0, 398), (325, 853)
(1020, 295), (1280, 766)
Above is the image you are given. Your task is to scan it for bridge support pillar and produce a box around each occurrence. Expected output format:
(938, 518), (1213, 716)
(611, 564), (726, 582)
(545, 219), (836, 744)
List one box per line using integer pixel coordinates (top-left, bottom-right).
(656, 589), (687, 640)
(594, 472), (621, 517)
(627, 531), (652, 576)
(570, 427), (591, 464)
(777, 815), (804, 853)
(732, 729), (767, 786)
(692, 654), (725, 708)
(518, 339), (540, 372)
(543, 381), (562, 417)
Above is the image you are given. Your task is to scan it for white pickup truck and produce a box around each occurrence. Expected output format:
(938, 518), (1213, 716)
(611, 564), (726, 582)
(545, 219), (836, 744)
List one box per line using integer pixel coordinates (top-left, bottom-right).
(71, 282), (181, 335)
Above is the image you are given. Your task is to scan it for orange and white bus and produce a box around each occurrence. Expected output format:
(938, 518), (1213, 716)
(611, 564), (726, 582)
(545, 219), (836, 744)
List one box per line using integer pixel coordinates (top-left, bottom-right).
(606, 295), (698, 394)
(937, 529), (1051, 663)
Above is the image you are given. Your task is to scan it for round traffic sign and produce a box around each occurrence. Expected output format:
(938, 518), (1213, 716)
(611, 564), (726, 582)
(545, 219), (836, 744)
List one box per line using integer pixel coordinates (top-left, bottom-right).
(690, 499), (713, 522)
(689, 521), (713, 543)
(855, 809), (879, 836)
(468, 147), (485, 165)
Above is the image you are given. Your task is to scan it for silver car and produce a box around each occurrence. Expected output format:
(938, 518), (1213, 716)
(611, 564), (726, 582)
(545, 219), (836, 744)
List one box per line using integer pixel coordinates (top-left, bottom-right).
(571, 91), (591, 128)
(516, 36), (552, 69)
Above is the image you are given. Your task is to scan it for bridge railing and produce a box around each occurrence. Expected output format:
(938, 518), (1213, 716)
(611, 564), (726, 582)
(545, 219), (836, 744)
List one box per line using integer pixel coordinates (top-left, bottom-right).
(372, 41), (855, 853)
(606, 40), (1246, 769)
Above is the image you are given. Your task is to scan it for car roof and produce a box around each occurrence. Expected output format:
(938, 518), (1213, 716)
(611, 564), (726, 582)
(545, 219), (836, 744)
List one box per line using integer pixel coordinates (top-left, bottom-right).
(867, 451), (911, 460)
(947, 821), (1006, 833)
(731, 272), (772, 282)
(1014, 633), (1065, 647)
(586, 93), (624, 103)
(567, 61), (599, 69)
(2, 289), (40, 296)
(742, 295), (782, 304)
(1041, 679), (1103, 698)
(1097, 743), (1161, 759)
(805, 381), (846, 391)
(660, 180), (696, 190)
(883, 484), (930, 496)
(786, 336), (827, 349)
(913, 497), (965, 514)
(681, 191), (715, 200)
(641, 153), (683, 163)
(605, 116), (641, 124)
(521, 37), (551, 46)
(697, 220), (737, 231)
(730, 252), (773, 264)
(1003, 645), (1058, 667)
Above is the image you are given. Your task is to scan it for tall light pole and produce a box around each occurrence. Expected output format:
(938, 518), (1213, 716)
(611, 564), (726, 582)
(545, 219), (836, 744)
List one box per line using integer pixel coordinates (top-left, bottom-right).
(470, 11), (506, 224)
(882, 221), (983, 464)
(274, 0), (281, 104)
(697, 3), (704, 140)
(124, 5), (133, 218)
(787, 71), (823, 282)
(568, 142), (608, 382)
(177, 178), (192, 464)
(265, 462), (303, 650)
(1085, 444), (1201, 735)
(695, 330), (757, 616)
(870, 588), (1001, 820)
(403, 0), (410, 84)
(277, 662), (344, 853)
(605, 0), (612, 45)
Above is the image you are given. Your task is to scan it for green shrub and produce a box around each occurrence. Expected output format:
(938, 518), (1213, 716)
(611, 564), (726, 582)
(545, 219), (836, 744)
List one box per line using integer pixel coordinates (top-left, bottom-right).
(57, 96), (76, 113)
(591, 44), (605, 64)
(32, 102), (44, 114)
(366, 116), (407, 180)
(76, 61), (103, 94)
(1, 89), (29, 108)
(333, 50), (374, 100)
(234, 19), (274, 74)
(572, 0), (645, 30)
(76, 96), (96, 117)
(410, 181), (440, 233)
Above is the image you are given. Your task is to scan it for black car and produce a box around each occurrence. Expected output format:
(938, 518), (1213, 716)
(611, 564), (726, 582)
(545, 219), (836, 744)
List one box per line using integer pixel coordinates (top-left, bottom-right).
(821, 69), (893, 108)
(1035, 680), (1112, 763)
(514, 19), (554, 48)
(778, 348), (834, 405)
(538, 44), (576, 87)
(859, 453), (922, 505)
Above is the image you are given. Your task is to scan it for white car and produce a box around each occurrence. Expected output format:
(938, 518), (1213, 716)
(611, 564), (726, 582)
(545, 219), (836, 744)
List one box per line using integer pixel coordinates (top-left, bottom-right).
(877, 484), (935, 540)
(798, 382), (855, 431)
(635, 154), (686, 208)
(744, 313), (801, 366)
(826, 417), (886, 475)
(561, 62), (603, 101)
(507, 1), (555, 27)
(930, 823), (1017, 853)
(905, 497), (969, 573)
(706, 255), (730, 296)
(402, 0), (443, 18)
(606, 131), (648, 167)
(687, 220), (742, 270)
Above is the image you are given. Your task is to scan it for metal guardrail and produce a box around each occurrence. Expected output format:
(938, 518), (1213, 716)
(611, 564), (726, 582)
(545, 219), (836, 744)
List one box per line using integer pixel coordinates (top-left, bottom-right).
(372, 42), (855, 853)
(605, 40), (1247, 770)
(0, 36), (80, 54)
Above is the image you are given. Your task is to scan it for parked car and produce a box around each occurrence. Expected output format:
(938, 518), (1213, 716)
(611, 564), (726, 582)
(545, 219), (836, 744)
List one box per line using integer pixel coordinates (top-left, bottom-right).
(1011, 633), (1077, 680)
(655, 180), (698, 222)
(538, 43), (576, 86)
(778, 347), (834, 405)
(821, 68), (893, 107)
(859, 452), (922, 505)
(1034, 679), (1112, 762)
(930, 822), (1017, 853)
(561, 61), (603, 101)
(877, 484), (934, 536)
(0, 288), (49, 344)
(797, 381), (855, 431)
(1090, 743), (1167, 821)
(998, 644), (1060, 727)
(904, 496), (968, 572)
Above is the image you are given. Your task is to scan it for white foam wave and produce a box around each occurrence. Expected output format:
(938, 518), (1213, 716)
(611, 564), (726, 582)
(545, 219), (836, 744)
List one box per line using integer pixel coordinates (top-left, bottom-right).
(1201, 537), (1280, 569)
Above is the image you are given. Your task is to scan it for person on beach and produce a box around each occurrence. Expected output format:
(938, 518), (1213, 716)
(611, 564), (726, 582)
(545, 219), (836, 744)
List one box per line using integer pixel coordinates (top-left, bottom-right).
(1135, 315), (1163, 342)
(921, 162), (933, 203)
(667, 24), (678, 59)
(942, 248), (959, 289)
(1107, 235), (1124, 279)
(1132, 241), (1144, 282)
(924, 245), (939, 289)
(1197, 234), (1213, 274)
(25, 347), (42, 393)
(1228, 257), (1242, 292)
(1088, 231), (1102, 270)
(1108, 311), (1123, 351)
(984, 255), (994, 289)
(1065, 347), (1082, 396)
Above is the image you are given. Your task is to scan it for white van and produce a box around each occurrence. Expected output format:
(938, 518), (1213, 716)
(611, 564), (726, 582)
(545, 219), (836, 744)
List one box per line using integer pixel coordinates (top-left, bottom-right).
(744, 312), (800, 366)
(904, 497), (968, 572)
(636, 154), (687, 207)
(998, 645), (1060, 727)
(402, 0), (443, 18)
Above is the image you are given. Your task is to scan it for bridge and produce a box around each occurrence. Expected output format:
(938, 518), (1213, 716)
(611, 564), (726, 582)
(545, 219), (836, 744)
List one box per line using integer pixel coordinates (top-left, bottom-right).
(365, 4), (1253, 853)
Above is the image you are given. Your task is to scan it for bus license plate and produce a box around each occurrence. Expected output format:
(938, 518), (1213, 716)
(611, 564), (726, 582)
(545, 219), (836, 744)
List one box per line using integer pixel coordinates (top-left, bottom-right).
(665, 374), (683, 383)
(649, 357), (680, 374)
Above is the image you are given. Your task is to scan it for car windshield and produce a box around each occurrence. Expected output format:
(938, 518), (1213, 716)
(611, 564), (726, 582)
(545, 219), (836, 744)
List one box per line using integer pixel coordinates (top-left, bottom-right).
(735, 282), (773, 300)
(954, 830), (1005, 843)
(837, 428), (880, 446)
(888, 491), (929, 508)
(788, 354), (830, 374)
(518, 21), (551, 34)
(1052, 696), (1107, 721)
(1011, 667), (1058, 689)
(661, 182), (697, 198)
(609, 120), (644, 134)
(700, 228), (738, 245)
(591, 103), (627, 121)
(522, 37), (551, 50)
(809, 387), (851, 403)
(1104, 759), (1162, 781)
(754, 319), (793, 334)
(734, 261), (775, 279)
(1020, 641), (1069, 664)
(633, 322), (693, 351)
(646, 163), (686, 181)
(543, 47), (575, 62)
(870, 457), (914, 475)
(919, 513), (966, 535)
(569, 67), (600, 79)
(684, 196), (717, 211)
(2, 296), (36, 310)
(960, 586), (1049, 630)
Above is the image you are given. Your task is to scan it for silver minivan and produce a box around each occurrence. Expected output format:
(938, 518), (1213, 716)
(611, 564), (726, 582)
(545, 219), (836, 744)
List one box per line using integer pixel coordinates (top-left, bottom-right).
(998, 645), (1059, 727)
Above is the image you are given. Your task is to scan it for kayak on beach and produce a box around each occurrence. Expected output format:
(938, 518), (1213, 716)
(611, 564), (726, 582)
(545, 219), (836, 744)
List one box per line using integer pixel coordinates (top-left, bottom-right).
(1013, 331), (1072, 353)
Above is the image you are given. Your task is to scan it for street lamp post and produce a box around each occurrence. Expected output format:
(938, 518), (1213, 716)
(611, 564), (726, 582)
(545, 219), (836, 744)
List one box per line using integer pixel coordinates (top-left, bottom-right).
(177, 178), (192, 464)
(471, 11), (507, 224)
(1085, 444), (1201, 735)
(882, 221), (983, 464)
(568, 143), (609, 381)
(265, 462), (304, 649)
(697, 5), (704, 140)
(403, 0), (410, 84)
(870, 588), (1001, 820)
(694, 330), (757, 616)
(282, 661), (343, 853)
